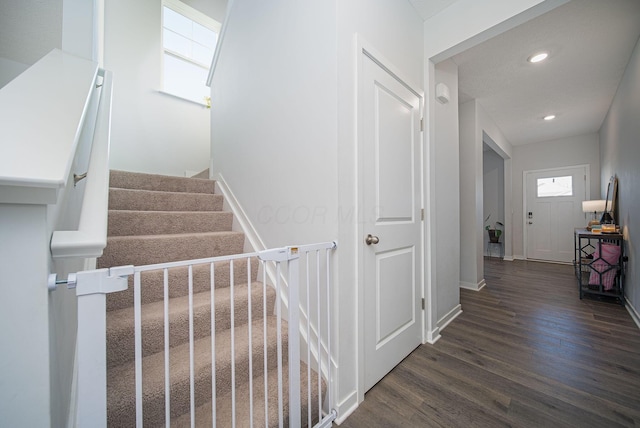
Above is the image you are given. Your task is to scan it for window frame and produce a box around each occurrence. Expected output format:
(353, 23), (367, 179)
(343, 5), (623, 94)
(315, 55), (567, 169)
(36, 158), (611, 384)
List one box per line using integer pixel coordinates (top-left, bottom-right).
(160, 0), (221, 105)
(536, 175), (574, 198)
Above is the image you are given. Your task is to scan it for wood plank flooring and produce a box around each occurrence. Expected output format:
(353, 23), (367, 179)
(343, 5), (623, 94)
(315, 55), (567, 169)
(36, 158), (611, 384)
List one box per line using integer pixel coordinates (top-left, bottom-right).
(340, 258), (640, 427)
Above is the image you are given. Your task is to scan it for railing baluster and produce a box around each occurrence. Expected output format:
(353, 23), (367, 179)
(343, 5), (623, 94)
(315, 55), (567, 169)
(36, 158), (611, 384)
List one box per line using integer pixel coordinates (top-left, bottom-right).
(230, 260), (236, 428)
(211, 262), (217, 428)
(188, 265), (195, 428)
(134, 271), (143, 427)
(262, 261), (269, 426)
(275, 262), (284, 428)
(247, 257), (254, 427)
(326, 248), (333, 418)
(163, 268), (171, 427)
(306, 252), (312, 428)
(316, 251), (322, 418)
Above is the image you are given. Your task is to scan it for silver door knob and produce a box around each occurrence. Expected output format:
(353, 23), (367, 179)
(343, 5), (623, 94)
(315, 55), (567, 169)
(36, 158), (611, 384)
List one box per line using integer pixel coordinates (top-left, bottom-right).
(365, 234), (380, 245)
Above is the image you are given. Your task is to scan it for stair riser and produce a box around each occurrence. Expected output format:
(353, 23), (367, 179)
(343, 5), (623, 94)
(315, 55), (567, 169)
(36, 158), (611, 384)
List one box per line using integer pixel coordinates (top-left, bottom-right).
(107, 210), (233, 236)
(106, 259), (260, 312)
(107, 284), (275, 369)
(110, 170), (216, 194)
(98, 232), (245, 267)
(108, 188), (223, 212)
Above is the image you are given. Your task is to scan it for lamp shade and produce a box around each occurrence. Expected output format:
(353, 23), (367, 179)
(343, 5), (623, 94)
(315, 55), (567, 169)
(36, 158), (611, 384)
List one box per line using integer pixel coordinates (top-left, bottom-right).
(582, 200), (609, 213)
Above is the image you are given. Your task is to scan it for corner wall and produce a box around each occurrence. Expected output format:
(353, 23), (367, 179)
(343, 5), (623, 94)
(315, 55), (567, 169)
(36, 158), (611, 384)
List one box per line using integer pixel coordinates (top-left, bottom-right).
(600, 35), (640, 321)
(433, 60), (461, 322)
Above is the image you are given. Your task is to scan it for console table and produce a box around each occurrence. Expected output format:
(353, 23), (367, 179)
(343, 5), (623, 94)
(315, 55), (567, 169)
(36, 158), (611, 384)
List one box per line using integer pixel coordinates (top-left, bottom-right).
(574, 228), (625, 304)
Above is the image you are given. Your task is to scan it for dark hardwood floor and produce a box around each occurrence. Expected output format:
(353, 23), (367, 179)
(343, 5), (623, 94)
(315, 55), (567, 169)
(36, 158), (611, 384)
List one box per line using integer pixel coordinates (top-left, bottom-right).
(340, 258), (640, 427)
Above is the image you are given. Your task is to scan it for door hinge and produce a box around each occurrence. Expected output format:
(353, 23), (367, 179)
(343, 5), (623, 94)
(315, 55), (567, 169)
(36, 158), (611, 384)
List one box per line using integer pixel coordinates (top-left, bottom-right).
(420, 118), (424, 132)
(422, 298), (425, 310)
(421, 208), (424, 221)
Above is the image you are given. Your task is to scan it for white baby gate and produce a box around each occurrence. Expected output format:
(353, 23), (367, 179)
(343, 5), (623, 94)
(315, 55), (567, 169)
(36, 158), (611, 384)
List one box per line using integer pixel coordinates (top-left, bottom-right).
(64, 241), (337, 427)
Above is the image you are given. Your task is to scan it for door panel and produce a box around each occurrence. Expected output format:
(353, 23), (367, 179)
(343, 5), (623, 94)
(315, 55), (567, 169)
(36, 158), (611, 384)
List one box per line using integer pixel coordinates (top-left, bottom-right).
(361, 52), (422, 391)
(526, 167), (587, 263)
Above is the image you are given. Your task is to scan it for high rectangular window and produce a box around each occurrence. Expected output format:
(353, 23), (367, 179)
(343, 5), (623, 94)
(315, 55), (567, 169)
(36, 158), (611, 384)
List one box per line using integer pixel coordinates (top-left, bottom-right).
(162, 0), (220, 104)
(537, 176), (573, 197)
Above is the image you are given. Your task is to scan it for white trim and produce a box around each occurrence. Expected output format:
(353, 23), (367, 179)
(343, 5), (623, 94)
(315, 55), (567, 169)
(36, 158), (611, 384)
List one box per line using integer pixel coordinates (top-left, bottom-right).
(214, 173), (266, 253)
(503, 256), (515, 261)
(334, 390), (359, 424)
(625, 298), (640, 330)
(437, 304), (462, 331)
(522, 164), (590, 261)
(460, 278), (486, 291)
(425, 326), (441, 344)
(163, 0), (221, 32)
(207, 0), (234, 86)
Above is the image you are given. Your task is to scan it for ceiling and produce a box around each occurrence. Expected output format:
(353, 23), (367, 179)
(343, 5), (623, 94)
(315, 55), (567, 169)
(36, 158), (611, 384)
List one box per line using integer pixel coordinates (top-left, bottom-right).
(413, 0), (640, 146)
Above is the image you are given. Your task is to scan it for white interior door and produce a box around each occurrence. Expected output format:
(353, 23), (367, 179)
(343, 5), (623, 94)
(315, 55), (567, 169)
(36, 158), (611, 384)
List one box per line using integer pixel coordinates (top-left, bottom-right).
(361, 51), (422, 391)
(525, 166), (587, 263)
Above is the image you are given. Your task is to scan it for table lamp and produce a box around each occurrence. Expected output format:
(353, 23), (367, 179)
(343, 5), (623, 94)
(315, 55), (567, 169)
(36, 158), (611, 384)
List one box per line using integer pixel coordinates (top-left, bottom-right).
(582, 200), (607, 231)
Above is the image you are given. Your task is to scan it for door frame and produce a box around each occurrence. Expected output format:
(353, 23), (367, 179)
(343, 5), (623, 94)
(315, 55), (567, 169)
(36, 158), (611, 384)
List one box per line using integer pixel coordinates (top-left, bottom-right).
(522, 164), (590, 261)
(355, 36), (426, 401)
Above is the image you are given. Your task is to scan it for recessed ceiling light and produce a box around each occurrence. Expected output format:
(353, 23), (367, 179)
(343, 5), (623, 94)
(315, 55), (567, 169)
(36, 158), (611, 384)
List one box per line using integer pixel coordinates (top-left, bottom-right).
(528, 52), (549, 63)
(544, 114), (556, 121)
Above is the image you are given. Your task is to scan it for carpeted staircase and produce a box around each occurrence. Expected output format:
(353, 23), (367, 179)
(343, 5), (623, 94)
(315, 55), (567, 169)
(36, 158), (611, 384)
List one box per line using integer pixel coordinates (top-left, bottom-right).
(97, 170), (323, 427)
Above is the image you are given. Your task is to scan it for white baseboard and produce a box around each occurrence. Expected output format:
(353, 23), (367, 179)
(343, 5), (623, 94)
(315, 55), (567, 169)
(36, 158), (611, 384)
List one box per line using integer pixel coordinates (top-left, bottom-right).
(334, 390), (358, 425)
(513, 254), (526, 260)
(460, 279), (486, 291)
(438, 304), (462, 331)
(503, 256), (514, 261)
(425, 326), (441, 344)
(626, 298), (640, 330)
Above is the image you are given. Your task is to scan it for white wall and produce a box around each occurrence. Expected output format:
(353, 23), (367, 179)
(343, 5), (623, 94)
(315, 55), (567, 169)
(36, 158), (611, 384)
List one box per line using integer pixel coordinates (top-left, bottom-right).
(0, 57), (28, 88)
(512, 133), (600, 258)
(0, 0), (63, 65)
(433, 60), (461, 323)
(600, 36), (640, 319)
(104, 0), (211, 177)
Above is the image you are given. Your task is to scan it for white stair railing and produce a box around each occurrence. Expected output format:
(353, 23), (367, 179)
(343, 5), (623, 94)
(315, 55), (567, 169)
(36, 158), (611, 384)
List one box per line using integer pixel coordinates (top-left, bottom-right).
(63, 241), (337, 427)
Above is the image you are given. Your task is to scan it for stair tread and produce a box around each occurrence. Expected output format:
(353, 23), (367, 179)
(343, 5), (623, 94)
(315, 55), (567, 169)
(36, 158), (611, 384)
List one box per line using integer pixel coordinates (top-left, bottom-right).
(110, 170), (216, 194)
(107, 317), (289, 427)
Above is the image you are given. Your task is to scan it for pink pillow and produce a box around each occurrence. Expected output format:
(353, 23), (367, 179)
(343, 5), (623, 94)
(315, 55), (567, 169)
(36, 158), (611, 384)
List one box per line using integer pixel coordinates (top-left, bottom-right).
(588, 242), (621, 291)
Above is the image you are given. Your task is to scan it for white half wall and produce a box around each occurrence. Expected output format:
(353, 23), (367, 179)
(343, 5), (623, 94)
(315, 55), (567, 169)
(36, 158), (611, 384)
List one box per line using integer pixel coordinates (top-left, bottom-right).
(512, 133), (600, 258)
(599, 36), (640, 320)
(104, 0), (211, 177)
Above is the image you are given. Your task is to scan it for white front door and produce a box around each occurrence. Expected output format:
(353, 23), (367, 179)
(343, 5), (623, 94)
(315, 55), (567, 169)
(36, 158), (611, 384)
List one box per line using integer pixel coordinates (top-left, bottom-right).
(525, 166), (588, 263)
(360, 51), (422, 391)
